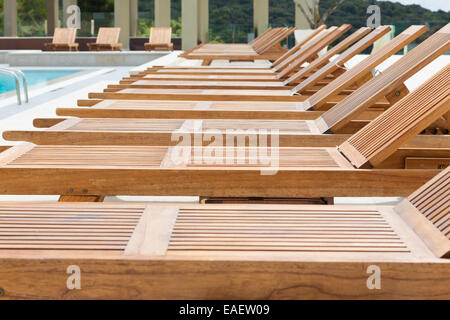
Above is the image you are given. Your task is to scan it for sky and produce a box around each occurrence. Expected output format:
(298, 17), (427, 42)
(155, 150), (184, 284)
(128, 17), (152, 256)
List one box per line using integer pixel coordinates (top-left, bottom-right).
(380, 0), (450, 12)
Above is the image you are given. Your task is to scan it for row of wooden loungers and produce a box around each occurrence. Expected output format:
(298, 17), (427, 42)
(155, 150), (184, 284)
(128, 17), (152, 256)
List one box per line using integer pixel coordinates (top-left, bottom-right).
(4, 23), (449, 201)
(0, 24), (448, 299)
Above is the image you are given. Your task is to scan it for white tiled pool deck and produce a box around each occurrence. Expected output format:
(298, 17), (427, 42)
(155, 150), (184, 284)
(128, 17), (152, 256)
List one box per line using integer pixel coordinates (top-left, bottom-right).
(0, 52), (448, 204)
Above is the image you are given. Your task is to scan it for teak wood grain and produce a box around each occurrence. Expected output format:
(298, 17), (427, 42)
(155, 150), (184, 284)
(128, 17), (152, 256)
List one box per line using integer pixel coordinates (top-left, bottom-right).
(0, 168), (448, 299)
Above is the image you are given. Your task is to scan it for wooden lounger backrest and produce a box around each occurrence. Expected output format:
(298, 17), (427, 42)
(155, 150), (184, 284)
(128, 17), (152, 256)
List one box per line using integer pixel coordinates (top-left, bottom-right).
(255, 27), (296, 54)
(304, 25), (428, 110)
(52, 28), (77, 44)
(272, 25), (326, 68)
(249, 27), (273, 45)
(338, 63), (450, 169)
(315, 24), (450, 135)
(253, 28), (285, 52)
(250, 28), (280, 47)
(96, 27), (121, 44)
(275, 25), (351, 79)
(395, 167), (450, 258)
(288, 25), (391, 88)
(149, 27), (172, 44)
(251, 28), (281, 50)
(272, 27), (336, 72)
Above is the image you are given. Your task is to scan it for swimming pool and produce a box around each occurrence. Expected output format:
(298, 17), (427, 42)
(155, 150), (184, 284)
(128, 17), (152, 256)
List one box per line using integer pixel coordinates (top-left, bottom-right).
(0, 69), (83, 94)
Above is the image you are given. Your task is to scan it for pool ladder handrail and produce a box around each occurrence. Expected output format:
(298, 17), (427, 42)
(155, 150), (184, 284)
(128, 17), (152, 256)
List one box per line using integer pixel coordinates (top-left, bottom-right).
(0, 67), (29, 105)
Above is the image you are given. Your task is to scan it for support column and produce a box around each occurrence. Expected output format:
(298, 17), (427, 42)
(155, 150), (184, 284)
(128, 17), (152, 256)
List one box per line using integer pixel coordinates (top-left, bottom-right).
(181, 0), (198, 50)
(198, 0), (209, 44)
(4, 0), (18, 37)
(253, 0), (269, 36)
(155, 0), (171, 27)
(114, 0), (131, 49)
(295, 0), (314, 29)
(63, 0), (78, 28)
(130, 0), (138, 37)
(46, 0), (59, 36)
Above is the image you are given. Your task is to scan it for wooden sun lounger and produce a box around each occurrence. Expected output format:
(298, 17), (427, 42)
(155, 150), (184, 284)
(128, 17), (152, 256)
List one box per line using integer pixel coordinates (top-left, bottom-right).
(117, 26), (389, 90)
(269, 25), (327, 68)
(1, 64), (448, 198)
(179, 27), (296, 65)
(61, 24), (443, 121)
(87, 27), (122, 51)
(186, 27), (278, 55)
(89, 25), (431, 102)
(249, 27), (275, 45)
(121, 25), (365, 86)
(144, 27), (173, 51)
(148, 26), (332, 77)
(127, 27), (353, 83)
(43, 28), (78, 51)
(146, 25), (325, 72)
(179, 28), (290, 65)
(120, 26), (384, 93)
(0, 168), (449, 299)
(10, 63), (450, 149)
(147, 26), (346, 77)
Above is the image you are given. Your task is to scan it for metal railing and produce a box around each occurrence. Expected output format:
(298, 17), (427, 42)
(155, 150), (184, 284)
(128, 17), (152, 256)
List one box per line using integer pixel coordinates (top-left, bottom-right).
(0, 68), (29, 105)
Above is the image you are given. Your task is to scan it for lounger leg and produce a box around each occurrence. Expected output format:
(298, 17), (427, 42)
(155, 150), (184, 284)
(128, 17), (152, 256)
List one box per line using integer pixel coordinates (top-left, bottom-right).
(0, 146), (11, 153)
(58, 195), (105, 202)
(201, 59), (212, 66)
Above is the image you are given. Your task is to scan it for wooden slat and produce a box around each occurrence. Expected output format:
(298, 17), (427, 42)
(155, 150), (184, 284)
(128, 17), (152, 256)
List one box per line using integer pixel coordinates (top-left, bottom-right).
(12, 128), (448, 148)
(180, 27), (293, 62)
(308, 25), (427, 110)
(125, 206), (179, 256)
(168, 206), (409, 253)
(96, 27), (120, 44)
(317, 24), (449, 133)
(275, 25), (351, 80)
(339, 63), (450, 168)
(148, 27), (171, 44)
(256, 28), (296, 54)
(405, 157), (450, 169)
(33, 118), (66, 128)
(52, 28), (77, 44)
(291, 26), (390, 92)
(272, 25), (326, 67)
(395, 167), (450, 258)
(0, 200), (448, 299)
(0, 144), (439, 197)
(0, 203), (144, 251)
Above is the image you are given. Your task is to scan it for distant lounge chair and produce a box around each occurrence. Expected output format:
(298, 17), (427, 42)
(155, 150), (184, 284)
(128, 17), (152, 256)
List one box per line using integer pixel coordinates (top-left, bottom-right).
(87, 27), (122, 51)
(145, 27), (173, 51)
(179, 27), (296, 65)
(44, 28), (78, 51)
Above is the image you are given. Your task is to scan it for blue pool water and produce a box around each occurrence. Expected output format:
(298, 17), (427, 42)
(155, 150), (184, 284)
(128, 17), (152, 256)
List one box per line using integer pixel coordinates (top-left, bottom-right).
(0, 69), (83, 94)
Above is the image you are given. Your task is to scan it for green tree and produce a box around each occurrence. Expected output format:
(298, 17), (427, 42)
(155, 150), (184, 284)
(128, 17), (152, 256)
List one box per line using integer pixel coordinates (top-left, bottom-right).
(17, 0), (46, 36)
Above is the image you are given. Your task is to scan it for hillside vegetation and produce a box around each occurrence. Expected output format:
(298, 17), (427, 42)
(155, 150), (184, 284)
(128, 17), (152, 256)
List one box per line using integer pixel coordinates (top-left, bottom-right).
(0, 0), (448, 43)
